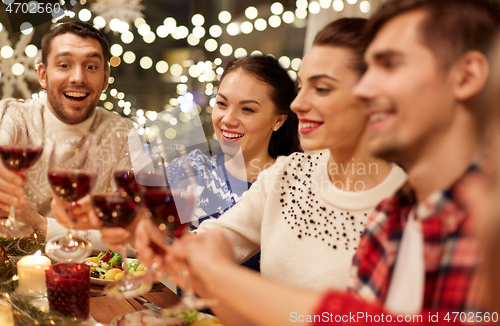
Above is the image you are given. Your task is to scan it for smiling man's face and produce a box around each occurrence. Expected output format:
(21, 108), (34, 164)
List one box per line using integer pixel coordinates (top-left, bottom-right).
(353, 10), (457, 165)
(37, 33), (109, 124)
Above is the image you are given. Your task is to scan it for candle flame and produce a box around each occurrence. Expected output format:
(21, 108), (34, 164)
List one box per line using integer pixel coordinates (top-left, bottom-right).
(33, 250), (42, 258)
(12, 275), (18, 281)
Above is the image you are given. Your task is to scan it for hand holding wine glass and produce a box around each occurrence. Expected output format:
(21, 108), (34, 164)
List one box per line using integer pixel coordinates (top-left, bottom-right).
(45, 132), (97, 262)
(0, 100), (44, 238)
(91, 132), (152, 298)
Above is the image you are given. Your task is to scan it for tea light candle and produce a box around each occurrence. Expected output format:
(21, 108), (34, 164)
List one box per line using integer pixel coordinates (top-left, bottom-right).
(17, 251), (51, 296)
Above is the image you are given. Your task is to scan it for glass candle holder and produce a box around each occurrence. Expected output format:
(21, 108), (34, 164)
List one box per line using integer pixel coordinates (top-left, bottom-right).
(45, 263), (90, 320)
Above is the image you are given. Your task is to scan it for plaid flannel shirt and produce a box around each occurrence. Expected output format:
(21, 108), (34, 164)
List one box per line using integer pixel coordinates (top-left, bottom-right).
(349, 163), (480, 312)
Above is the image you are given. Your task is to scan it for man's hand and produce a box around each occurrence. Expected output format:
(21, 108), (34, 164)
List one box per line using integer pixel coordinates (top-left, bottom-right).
(0, 160), (26, 212)
(97, 209), (144, 252)
(0, 195), (47, 235)
(50, 195), (100, 230)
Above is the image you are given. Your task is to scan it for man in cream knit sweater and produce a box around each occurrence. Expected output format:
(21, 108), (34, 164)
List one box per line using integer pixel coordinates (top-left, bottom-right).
(0, 22), (132, 247)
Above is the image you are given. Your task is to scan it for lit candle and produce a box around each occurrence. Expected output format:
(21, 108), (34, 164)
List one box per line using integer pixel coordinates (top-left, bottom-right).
(17, 251), (51, 296)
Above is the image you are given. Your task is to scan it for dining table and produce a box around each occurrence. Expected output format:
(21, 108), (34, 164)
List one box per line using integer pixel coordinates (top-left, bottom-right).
(89, 283), (180, 325)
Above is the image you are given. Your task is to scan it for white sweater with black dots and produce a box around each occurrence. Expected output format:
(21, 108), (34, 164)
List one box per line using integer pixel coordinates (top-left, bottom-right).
(199, 152), (407, 292)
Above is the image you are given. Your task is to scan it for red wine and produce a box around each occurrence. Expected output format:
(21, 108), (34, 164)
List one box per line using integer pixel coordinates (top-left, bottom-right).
(92, 193), (138, 228)
(47, 278), (89, 319)
(0, 145), (43, 173)
(114, 171), (144, 198)
(136, 171), (169, 191)
(144, 189), (195, 238)
(48, 171), (95, 202)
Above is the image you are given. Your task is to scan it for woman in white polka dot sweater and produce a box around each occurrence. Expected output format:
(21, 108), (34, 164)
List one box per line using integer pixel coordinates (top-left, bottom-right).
(196, 18), (407, 292)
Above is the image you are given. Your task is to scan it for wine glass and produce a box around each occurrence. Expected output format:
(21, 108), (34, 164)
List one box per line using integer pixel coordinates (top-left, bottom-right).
(0, 100), (44, 239)
(45, 133), (97, 262)
(93, 131), (153, 298)
(142, 141), (216, 311)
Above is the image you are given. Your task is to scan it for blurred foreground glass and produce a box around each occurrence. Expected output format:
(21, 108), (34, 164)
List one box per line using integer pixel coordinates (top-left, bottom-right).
(0, 297), (14, 326)
(0, 100), (44, 238)
(45, 263), (90, 320)
(45, 133), (97, 262)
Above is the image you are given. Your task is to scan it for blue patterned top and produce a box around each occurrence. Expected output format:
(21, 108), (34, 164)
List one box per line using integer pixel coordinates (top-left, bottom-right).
(168, 149), (260, 272)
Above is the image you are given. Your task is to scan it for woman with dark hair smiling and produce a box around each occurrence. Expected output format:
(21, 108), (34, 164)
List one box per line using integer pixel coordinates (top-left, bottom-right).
(95, 55), (302, 273)
(135, 19), (407, 323)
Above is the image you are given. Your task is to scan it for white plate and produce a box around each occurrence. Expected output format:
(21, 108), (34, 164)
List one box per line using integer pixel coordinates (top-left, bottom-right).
(111, 310), (217, 326)
(83, 258), (142, 286)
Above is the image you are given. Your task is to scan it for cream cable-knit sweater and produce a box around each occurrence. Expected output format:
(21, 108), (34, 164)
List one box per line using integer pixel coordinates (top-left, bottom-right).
(0, 97), (133, 251)
(199, 152), (407, 291)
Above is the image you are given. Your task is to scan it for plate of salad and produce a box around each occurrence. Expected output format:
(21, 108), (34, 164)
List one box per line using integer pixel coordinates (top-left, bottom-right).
(84, 250), (148, 286)
(112, 308), (222, 326)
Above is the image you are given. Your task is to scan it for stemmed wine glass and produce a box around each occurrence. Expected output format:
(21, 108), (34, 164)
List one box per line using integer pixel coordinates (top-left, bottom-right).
(0, 100), (44, 239)
(93, 131), (153, 298)
(138, 139), (216, 311)
(45, 132), (97, 262)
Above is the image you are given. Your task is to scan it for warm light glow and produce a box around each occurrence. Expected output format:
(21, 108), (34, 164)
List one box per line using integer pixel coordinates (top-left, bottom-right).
(227, 23), (240, 36)
(156, 60), (169, 74)
(254, 18), (267, 31)
(139, 56), (153, 69)
(296, 0), (308, 9)
(192, 14), (205, 27)
(93, 16), (106, 29)
(12, 63), (24, 76)
(245, 6), (258, 20)
(234, 48), (247, 58)
(164, 17), (177, 31)
(271, 2), (284, 15)
(109, 18), (122, 32)
(143, 32), (156, 43)
(170, 64), (183, 76)
(187, 34), (200, 46)
(288, 70), (297, 81)
(269, 15), (281, 28)
(1, 46), (13, 59)
(134, 17), (146, 28)
(78, 9), (91, 21)
(110, 56), (121, 67)
(320, 0), (332, 8)
(209, 25), (222, 38)
(25, 44), (38, 58)
(240, 21), (253, 34)
(121, 31), (134, 43)
(251, 50), (263, 56)
(175, 26), (189, 39)
(291, 58), (302, 70)
(333, 0), (344, 11)
(214, 58), (222, 65)
(123, 51), (136, 64)
(110, 44), (123, 57)
(360, 0), (371, 13)
(193, 26), (205, 38)
(138, 24), (151, 36)
(189, 65), (202, 78)
(218, 11), (232, 24)
(205, 39), (218, 52)
(346, 0), (357, 4)
(157, 25), (168, 38)
(279, 56), (290, 69)
(308, 1), (321, 14)
(220, 43), (233, 57)
(282, 11), (295, 24)
(295, 8), (308, 19)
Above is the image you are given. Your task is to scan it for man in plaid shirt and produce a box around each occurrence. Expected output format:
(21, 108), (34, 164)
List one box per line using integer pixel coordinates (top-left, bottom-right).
(351, 0), (500, 314)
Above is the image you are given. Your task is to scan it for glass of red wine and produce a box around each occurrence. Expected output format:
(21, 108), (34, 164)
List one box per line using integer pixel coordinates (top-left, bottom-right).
(136, 140), (216, 311)
(0, 100), (44, 238)
(93, 132), (152, 298)
(45, 132), (97, 262)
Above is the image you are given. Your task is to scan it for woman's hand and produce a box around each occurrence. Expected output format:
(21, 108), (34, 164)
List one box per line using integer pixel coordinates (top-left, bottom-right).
(98, 209), (144, 251)
(50, 195), (100, 230)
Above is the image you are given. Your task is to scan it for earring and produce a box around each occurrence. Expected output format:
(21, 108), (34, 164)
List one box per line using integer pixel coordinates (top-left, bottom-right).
(274, 127), (278, 131)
